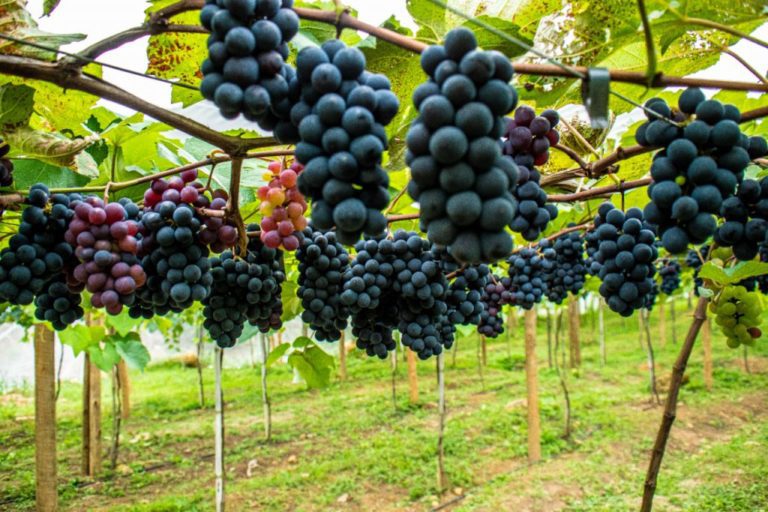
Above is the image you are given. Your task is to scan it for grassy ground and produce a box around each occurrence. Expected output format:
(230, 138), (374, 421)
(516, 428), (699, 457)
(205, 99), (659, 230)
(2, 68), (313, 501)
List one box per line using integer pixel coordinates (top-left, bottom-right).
(1, 299), (768, 511)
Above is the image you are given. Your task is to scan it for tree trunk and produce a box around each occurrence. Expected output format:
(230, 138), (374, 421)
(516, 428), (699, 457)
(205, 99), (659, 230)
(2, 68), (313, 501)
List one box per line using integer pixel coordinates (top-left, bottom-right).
(436, 353), (447, 493)
(524, 309), (541, 463)
(658, 301), (667, 348)
(598, 298), (606, 366)
(568, 298), (581, 368)
(35, 324), (57, 512)
(407, 348), (418, 404)
(82, 354), (101, 477)
(338, 330), (347, 381)
(214, 347), (225, 512)
(702, 318), (713, 390)
(117, 360), (130, 420)
(259, 334), (271, 441)
(641, 297), (708, 512)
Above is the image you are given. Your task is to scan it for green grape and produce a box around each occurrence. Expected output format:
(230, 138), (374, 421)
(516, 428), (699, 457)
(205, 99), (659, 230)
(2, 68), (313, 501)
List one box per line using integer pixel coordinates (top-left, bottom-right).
(711, 285), (763, 348)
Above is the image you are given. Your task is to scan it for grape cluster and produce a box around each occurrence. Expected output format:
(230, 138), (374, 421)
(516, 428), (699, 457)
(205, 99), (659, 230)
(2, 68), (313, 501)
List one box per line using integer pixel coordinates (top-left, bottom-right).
(405, 27), (519, 263)
(34, 275), (84, 331)
(296, 228), (350, 341)
(66, 196), (146, 314)
(685, 245), (708, 296)
(637, 87), (768, 254)
(0, 186), (75, 309)
(477, 277), (508, 338)
(130, 203), (213, 317)
(143, 169), (237, 253)
(545, 229), (586, 304)
(658, 259), (681, 295)
(644, 281), (660, 311)
(502, 106), (560, 241)
(0, 138), (13, 187)
(506, 242), (555, 310)
(293, 40), (399, 245)
(445, 265), (489, 325)
(713, 177), (768, 261)
(203, 236), (285, 348)
(258, 160), (307, 250)
(587, 203), (658, 316)
(200, 0), (300, 140)
(711, 285), (763, 348)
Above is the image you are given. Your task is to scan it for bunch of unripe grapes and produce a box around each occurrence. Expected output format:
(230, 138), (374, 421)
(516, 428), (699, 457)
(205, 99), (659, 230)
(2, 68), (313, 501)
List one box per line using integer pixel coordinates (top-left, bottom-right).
(292, 40), (398, 245)
(296, 228), (350, 341)
(0, 185), (76, 307)
(506, 242), (555, 310)
(588, 203), (658, 316)
(66, 196), (146, 315)
(637, 87), (768, 254)
(144, 169), (237, 253)
(406, 27), (519, 264)
(200, 0), (299, 139)
(658, 259), (681, 295)
(502, 106), (560, 241)
(711, 285), (762, 348)
(203, 236), (285, 347)
(545, 229), (587, 304)
(0, 138), (13, 187)
(258, 160), (307, 250)
(477, 277), (507, 338)
(713, 177), (768, 261)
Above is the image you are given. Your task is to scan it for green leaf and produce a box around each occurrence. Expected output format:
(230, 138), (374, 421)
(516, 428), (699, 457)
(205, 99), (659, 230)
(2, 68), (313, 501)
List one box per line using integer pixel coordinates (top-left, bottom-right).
(288, 343), (334, 389)
(699, 261), (768, 286)
(4, 126), (100, 172)
(87, 342), (121, 372)
(57, 324), (93, 355)
(0, 84), (34, 127)
(265, 343), (290, 367)
(115, 339), (151, 371)
(292, 336), (313, 349)
(9, 158), (90, 190)
(698, 262), (730, 285)
(105, 313), (143, 337)
(0, 0), (85, 60)
(42, 0), (62, 16)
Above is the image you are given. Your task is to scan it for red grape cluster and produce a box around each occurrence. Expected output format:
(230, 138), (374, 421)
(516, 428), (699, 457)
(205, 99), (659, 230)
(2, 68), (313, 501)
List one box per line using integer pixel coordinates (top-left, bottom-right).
(503, 106), (560, 167)
(258, 160), (308, 250)
(65, 197), (146, 314)
(143, 168), (237, 253)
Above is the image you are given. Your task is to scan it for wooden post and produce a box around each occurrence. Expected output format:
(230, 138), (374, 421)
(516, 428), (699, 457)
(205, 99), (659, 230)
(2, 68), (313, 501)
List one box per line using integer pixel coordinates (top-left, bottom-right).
(406, 348), (418, 404)
(641, 309), (660, 404)
(436, 353), (447, 493)
(197, 326), (205, 408)
(546, 309), (553, 369)
(524, 309), (541, 463)
(214, 347), (225, 512)
(117, 360), (130, 419)
(35, 324), (57, 512)
(82, 354), (101, 477)
(338, 330), (347, 381)
(670, 300), (678, 344)
(259, 334), (271, 441)
(702, 318), (713, 391)
(568, 297), (581, 368)
(390, 347), (398, 411)
(598, 297), (606, 366)
(659, 301), (667, 348)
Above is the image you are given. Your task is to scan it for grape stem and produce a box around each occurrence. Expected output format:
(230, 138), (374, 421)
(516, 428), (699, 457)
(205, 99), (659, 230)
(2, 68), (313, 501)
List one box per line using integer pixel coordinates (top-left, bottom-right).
(227, 157), (249, 257)
(547, 177), (652, 202)
(386, 213), (420, 223)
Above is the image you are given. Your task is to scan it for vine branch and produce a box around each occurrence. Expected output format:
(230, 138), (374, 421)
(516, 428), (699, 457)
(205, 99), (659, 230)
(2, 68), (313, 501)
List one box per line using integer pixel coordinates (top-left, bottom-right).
(547, 177), (652, 202)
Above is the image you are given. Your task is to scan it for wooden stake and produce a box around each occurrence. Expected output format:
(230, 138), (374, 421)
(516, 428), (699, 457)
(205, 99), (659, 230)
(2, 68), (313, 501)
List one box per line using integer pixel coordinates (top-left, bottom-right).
(117, 360), (130, 419)
(436, 353), (447, 493)
(480, 334), (487, 366)
(81, 355), (90, 476)
(568, 297), (581, 368)
(214, 347), (225, 512)
(702, 318), (713, 391)
(598, 297), (606, 366)
(34, 324), (57, 512)
(259, 334), (271, 441)
(641, 310), (661, 405)
(197, 326), (205, 408)
(82, 353), (102, 477)
(659, 301), (667, 348)
(670, 300), (678, 344)
(406, 348), (418, 404)
(338, 330), (347, 381)
(390, 347), (398, 411)
(524, 309), (541, 463)
(546, 309), (553, 369)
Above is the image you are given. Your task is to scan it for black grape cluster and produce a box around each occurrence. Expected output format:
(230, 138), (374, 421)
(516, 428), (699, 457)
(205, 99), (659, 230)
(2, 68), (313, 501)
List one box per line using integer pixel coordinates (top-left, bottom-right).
(545, 229), (587, 304)
(200, 0), (300, 139)
(0, 138), (13, 187)
(405, 27), (519, 264)
(685, 245), (708, 296)
(296, 228), (350, 341)
(506, 242), (555, 310)
(293, 40), (399, 245)
(433, 246), (489, 325)
(645, 281), (660, 311)
(34, 275), (84, 331)
(502, 106), (560, 241)
(66, 196), (146, 315)
(477, 276), (508, 338)
(713, 177), (768, 261)
(130, 203), (213, 317)
(587, 203), (658, 316)
(203, 236), (285, 348)
(658, 259), (681, 295)
(636, 87), (768, 253)
(0, 185), (76, 308)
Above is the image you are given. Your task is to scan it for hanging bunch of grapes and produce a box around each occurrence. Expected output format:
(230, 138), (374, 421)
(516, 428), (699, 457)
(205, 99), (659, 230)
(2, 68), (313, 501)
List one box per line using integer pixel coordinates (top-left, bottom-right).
(258, 160), (307, 250)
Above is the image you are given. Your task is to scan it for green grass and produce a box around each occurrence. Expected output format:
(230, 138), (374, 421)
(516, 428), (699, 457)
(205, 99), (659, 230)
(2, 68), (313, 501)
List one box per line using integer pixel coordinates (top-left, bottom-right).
(1, 299), (767, 511)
